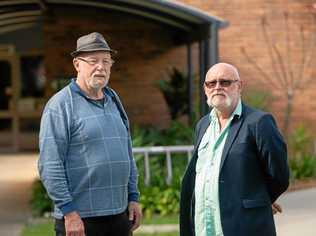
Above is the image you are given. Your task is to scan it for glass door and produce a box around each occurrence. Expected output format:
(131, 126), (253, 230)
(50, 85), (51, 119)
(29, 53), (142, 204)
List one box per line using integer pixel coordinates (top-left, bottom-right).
(0, 53), (20, 151)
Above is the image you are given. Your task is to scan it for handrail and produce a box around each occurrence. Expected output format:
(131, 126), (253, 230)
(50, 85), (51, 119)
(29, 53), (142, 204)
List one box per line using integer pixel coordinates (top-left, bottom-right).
(133, 145), (194, 185)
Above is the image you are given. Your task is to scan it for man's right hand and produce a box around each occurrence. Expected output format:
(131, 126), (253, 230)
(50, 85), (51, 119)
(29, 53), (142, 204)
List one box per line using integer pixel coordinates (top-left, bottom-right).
(64, 211), (85, 236)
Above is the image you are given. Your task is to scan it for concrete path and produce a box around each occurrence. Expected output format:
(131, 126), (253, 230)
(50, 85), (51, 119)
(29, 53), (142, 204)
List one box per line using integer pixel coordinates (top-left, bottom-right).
(0, 154), (38, 236)
(134, 188), (316, 235)
(0, 154), (315, 236)
(275, 188), (316, 236)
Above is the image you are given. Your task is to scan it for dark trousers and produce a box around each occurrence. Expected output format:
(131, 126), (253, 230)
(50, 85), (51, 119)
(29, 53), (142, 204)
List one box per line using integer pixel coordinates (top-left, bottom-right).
(55, 211), (132, 236)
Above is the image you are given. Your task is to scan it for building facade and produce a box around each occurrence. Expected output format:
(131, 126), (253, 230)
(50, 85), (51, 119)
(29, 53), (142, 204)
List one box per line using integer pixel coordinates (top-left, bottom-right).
(0, 0), (315, 151)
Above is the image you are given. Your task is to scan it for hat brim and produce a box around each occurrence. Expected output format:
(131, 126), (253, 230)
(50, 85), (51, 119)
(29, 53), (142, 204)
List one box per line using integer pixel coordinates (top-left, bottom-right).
(71, 48), (117, 57)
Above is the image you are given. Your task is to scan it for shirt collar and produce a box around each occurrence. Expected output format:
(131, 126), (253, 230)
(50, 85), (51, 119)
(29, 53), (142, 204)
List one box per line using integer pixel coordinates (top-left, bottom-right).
(69, 78), (114, 99)
(209, 98), (242, 122)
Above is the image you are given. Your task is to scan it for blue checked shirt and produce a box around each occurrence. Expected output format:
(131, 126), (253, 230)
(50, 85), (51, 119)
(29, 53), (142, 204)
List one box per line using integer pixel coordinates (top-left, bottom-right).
(38, 79), (139, 219)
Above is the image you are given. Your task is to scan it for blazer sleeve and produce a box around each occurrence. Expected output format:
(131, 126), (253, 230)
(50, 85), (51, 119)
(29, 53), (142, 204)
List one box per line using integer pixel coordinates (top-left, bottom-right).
(255, 113), (290, 203)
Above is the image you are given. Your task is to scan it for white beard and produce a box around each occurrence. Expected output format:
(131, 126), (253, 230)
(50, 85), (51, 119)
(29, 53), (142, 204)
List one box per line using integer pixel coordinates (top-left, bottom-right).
(89, 76), (109, 90)
(207, 95), (232, 109)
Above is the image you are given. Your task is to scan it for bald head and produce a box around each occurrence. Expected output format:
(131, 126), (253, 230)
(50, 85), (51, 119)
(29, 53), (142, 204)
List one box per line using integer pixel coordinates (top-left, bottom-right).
(204, 62), (242, 115)
(206, 63), (240, 82)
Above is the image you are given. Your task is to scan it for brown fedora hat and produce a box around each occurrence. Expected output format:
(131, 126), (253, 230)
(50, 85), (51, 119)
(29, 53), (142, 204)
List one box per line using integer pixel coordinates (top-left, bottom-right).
(70, 32), (117, 57)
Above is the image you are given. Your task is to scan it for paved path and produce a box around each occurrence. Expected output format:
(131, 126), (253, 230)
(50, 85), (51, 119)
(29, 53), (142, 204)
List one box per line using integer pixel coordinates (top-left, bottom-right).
(0, 154), (315, 236)
(134, 188), (316, 235)
(274, 187), (316, 236)
(0, 154), (38, 236)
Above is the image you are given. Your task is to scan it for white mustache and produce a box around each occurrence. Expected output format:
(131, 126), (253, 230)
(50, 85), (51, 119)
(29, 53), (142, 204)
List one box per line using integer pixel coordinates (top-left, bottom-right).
(212, 93), (226, 97)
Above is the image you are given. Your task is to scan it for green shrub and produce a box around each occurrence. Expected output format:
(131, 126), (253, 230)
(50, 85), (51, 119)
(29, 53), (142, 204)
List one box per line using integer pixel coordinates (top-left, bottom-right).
(158, 68), (188, 120)
(289, 125), (316, 180)
(243, 89), (272, 111)
(131, 122), (192, 218)
(289, 154), (316, 180)
(30, 179), (53, 217)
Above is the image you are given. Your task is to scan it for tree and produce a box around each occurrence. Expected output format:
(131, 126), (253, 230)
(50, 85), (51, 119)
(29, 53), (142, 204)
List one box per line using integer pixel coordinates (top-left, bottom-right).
(241, 8), (316, 139)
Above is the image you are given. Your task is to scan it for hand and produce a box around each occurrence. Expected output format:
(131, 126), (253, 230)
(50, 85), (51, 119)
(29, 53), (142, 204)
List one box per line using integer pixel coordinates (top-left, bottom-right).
(64, 211), (85, 236)
(272, 202), (282, 215)
(128, 201), (142, 231)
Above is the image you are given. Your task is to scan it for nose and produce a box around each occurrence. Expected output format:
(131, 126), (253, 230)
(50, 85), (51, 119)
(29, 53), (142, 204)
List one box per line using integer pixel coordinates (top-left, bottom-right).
(96, 62), (106, 71)
(214, 81), (222, 89)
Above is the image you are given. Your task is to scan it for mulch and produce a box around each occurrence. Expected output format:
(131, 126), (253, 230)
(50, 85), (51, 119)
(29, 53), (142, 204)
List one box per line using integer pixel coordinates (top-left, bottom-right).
(287, 178), (316, 192)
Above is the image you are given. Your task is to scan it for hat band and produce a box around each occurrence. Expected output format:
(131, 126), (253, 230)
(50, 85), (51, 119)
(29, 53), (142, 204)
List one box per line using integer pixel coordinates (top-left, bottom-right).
(77, 42), (111, 51)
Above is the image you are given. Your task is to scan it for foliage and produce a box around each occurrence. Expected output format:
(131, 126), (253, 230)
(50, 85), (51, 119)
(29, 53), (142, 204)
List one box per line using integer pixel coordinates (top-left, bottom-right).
(22, 220), (54, 236)
(131, 121), (193, 146)
(131, 121), (193, 218)
(30, 179), (53, 217)
(139, 184), (180, 219)
(289, 154), (316, 180)
(243, 89), (272, 111)
(289, 125), (313, 156)
(288, 125), (316, 180)
(158, 68), (188, 120)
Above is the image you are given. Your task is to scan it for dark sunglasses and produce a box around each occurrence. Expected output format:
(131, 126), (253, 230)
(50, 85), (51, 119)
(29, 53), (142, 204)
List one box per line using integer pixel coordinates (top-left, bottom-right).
(204, 79), (238, 89)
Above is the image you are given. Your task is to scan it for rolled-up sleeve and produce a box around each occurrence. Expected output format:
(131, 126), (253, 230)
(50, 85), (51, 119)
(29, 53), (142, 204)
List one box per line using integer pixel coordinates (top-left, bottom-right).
(38, 106), (75, 215)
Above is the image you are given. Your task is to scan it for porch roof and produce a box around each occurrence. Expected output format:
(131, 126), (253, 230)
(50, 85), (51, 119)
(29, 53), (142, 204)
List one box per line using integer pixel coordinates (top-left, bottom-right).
(0, 0), (228, 38)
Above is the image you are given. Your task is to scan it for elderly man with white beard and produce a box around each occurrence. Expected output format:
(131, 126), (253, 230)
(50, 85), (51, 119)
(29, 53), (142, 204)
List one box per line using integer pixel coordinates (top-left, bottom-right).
(180, 63), (289, 236)
(38, 32), (141, 236)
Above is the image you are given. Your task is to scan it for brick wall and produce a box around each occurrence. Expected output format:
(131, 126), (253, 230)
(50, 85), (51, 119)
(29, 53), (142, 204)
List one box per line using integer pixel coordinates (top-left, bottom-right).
(177, 0), (316, 135)
(43, 7), (189, 128)
(43, 1), (316, 134)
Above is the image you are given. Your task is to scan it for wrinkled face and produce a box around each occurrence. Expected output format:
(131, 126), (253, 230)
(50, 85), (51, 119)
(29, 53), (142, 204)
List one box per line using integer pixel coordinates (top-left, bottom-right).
(204, 64), (242, 112)
(73, 51), (114, 90)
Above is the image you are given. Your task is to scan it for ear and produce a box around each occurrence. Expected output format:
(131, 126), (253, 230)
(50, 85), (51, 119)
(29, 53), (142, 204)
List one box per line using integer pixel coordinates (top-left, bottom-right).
(238, 80), (243, 93)
(203, 83), (207, 95)
(73, 58), (80, 73)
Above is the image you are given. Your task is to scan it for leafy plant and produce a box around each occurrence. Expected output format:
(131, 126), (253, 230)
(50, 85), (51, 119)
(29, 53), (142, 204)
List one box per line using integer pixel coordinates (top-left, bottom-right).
(158, 68), (188, 120)
(30, 179), (53, 217)
(288, 125), (316, 180)
(131, 122), (192, 218)
(243, 89), (272, 111)
(289, 154), (316, 180)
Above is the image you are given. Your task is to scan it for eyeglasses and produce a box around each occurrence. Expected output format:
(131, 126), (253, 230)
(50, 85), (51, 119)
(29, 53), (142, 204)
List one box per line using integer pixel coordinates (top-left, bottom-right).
(204, 79), (238, 89)
(77, 57), (115, 67)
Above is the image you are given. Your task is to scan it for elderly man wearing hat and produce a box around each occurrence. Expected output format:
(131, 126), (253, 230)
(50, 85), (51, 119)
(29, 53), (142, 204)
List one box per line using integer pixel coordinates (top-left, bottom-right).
(38, 32), (141, 236)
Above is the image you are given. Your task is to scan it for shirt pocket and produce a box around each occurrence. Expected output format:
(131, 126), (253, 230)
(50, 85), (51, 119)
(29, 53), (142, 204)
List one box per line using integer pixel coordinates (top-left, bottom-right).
(196, 141), (209, 173)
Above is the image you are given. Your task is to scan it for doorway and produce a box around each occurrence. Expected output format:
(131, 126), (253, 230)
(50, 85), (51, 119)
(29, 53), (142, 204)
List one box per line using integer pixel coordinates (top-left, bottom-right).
(0, 53), (20, 151)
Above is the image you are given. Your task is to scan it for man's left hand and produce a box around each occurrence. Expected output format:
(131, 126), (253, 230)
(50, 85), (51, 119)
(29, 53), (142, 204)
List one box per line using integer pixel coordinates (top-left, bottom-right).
(272, 202), (282, 215)
(128, 201), (142, 231)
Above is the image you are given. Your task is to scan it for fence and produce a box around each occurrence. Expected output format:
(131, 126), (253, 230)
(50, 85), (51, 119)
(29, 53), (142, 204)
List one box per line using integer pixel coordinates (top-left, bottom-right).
(133, 145), (194, 186)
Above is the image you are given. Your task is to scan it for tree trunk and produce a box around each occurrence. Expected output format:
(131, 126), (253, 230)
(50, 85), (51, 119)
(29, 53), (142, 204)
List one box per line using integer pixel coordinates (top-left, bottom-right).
(283, 89), (294, 141)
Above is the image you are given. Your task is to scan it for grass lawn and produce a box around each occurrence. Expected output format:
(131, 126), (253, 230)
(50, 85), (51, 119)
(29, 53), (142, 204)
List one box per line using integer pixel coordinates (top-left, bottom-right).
(136, 233), (178, 236)
(21, 220), (54, 236)
(22, 215), (179, 236)
(142, 214), (178, 225)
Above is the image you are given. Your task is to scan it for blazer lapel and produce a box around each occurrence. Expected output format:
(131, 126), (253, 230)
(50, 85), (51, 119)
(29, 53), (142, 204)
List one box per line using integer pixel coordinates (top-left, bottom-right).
(220, 114), (244, 172)
(191, 117), (210, 165)
(196, 119), (210, 149)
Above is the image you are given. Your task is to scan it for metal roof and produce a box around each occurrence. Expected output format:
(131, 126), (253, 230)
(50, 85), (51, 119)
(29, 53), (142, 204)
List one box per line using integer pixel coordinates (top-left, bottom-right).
(0, 0), (228, 34)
